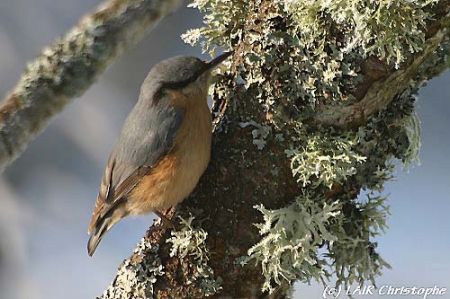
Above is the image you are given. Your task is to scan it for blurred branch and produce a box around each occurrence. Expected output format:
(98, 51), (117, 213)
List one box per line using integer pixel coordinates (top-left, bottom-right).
(0, 0), (183, 172)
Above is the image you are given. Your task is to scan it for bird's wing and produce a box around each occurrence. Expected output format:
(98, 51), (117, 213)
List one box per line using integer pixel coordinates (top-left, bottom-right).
(88, 102), (184, 234)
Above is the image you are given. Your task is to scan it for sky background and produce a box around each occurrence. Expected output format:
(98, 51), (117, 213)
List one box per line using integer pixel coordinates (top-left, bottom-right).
(0, 1), (449, 299)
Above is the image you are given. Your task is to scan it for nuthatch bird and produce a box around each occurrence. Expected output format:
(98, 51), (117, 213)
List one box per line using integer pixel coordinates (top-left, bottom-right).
(87, 52), (231, 256)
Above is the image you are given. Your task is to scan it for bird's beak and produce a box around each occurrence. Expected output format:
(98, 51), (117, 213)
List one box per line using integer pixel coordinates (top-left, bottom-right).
(205, 51), (233, 71)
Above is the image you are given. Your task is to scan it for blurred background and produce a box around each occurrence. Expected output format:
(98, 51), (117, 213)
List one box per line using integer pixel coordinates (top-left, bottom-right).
(0, 1), (449, 299)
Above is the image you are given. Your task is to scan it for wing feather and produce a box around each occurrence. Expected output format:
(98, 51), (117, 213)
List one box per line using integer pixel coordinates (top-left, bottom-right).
(88, 96), (183, 234)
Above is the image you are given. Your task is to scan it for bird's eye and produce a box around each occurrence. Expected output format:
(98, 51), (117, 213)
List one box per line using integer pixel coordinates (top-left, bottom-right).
(155, 88), (167, 100)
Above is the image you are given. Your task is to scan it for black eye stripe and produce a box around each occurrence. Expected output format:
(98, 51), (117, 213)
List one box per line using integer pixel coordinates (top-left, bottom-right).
(160, 65), (208, 90)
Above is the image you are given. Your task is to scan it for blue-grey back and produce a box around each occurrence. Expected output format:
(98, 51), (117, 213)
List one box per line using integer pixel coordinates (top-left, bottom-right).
(114, 95), (183, 167)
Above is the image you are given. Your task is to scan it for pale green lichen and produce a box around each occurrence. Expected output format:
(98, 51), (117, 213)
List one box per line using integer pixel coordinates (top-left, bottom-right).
(239, 193), (340, 293)
(252, 124), (272, 150)
(327, 193), (391, 287)
(167, 216), (222, 296)
(168, 216), (209, 261)
(183, 0), (438, 123)
(181, 28), (202, 46)
(274, 0), (438, 67)
(240, 192), (391, 293)
(401, 111), (422, 168)
(98, 238), (164, 299)
(238, 120), (273, 150)
(286, 128), (367, 189)
(187, 0), (438, 67)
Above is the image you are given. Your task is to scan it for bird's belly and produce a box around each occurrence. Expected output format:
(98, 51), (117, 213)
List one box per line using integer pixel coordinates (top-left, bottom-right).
(129, 107), (211, 214)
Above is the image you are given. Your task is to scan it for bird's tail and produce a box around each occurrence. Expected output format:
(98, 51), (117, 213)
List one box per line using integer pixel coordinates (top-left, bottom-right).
(87, 216), (110, 257)
(87, 200), (127, 256)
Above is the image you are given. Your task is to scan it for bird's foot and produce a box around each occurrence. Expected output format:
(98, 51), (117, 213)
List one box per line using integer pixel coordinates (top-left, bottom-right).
(154, 210), (177, 229)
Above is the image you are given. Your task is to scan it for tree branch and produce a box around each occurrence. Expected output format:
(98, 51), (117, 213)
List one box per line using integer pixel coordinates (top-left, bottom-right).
(307, 9), (450, 129)
(0, 0), (183, 172)
(309, 27), (449, 129)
